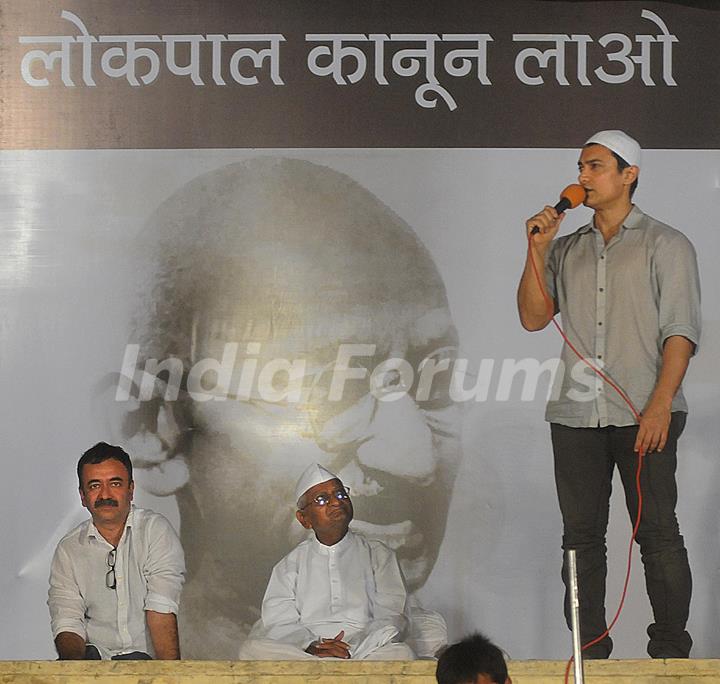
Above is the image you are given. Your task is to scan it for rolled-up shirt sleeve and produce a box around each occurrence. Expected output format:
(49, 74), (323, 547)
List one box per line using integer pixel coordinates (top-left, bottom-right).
(655, 231), (702, 353)
(48, 544), (87, 641)
(363, 541), (408, 638)
(142, 515), (185, 615)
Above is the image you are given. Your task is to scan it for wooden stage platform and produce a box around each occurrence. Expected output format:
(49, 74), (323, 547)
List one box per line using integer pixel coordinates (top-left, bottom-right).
(1, 659), (719, 683)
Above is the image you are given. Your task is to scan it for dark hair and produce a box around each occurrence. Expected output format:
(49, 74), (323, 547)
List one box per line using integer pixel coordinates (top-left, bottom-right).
(611, 151), (639, 198)
(436, 632), (508, 684)
(77, 442), (133, 488)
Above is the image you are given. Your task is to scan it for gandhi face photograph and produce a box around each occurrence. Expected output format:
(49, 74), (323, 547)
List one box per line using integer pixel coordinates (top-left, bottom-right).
(114, 158), (463, 657)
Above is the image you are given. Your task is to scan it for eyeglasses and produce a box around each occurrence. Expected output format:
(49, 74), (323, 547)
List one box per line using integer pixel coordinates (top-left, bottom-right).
(302, 487), (351, 508)
(106, 548), (117, 590)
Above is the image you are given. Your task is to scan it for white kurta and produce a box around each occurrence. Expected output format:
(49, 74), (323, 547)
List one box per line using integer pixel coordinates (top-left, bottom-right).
(240, 530), (415, 660)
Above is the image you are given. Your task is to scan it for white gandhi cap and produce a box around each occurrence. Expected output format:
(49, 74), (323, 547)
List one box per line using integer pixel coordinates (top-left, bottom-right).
(294, 463), (340, 506)
(584, 130), (642, 168)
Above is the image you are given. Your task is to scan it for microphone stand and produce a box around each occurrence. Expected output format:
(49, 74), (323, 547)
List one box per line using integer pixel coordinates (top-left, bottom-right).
(567, 549), (585, 683)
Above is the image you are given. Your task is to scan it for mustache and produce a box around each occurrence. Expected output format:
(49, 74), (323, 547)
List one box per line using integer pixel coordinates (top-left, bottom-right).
(94, 498), (118, 508)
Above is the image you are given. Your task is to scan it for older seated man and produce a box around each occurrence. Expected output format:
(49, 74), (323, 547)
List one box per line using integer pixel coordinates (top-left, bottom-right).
(239, 464), (418, 660)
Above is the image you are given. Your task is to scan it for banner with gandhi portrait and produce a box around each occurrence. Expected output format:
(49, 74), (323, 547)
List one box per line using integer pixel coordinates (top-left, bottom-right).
(1, 0), (719, 661)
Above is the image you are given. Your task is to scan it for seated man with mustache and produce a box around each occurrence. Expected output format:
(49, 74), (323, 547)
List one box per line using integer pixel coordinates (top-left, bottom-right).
(239, 464), (416, 660)
(48, 443), (185, 660)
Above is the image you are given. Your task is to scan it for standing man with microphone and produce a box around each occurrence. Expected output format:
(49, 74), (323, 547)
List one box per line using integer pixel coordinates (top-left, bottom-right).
(517, 131), (701, 658)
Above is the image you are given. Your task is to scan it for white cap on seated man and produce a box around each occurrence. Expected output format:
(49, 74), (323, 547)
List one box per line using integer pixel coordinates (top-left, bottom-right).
(239, 463), (427, 660)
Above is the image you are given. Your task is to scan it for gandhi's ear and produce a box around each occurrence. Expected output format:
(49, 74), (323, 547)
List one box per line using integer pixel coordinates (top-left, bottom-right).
(92, 372), (189, 496)
(93, 372), (139, 445)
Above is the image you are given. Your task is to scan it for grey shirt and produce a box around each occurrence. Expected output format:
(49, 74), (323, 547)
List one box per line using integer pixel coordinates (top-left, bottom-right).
(48, 507), (185, 659)
(544, 205), (701, 427)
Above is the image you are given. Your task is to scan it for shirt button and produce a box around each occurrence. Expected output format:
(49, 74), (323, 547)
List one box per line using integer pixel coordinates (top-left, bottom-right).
(598, 321), (603, 326)
(599, 287), (604, 292)
(598, 354), (603, 359)
(600, 255), (605, 260)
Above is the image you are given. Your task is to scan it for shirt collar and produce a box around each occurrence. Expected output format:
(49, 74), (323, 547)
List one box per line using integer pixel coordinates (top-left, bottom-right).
(85, 506), (135, 543)
(311, 528), (354, 556)
(580, 204), (643, 234)
(622, 204), (644, 229)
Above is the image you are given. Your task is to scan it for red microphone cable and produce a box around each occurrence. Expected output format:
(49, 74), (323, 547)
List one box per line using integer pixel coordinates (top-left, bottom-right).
(525, 210), (645, 683)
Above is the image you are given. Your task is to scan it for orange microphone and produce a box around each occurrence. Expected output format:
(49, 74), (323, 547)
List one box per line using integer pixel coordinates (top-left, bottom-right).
(530, 184), (587, 235)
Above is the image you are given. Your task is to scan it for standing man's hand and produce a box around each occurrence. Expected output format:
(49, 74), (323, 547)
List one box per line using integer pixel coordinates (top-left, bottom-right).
(526, 206), (565, 246)
(634, 335), (695, 455)
(635, 399), (672, 454)
(518, 206), (565, 331)
(305, 630), (351, 658)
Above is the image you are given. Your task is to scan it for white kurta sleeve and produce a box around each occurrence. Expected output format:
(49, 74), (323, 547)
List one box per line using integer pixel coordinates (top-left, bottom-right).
(257, 555), (317, 650)
(350, 541), (408, 657)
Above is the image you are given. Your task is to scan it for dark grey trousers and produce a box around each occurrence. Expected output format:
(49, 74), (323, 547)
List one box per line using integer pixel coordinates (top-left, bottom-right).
(84, 645), (152, 660)
(551, 412), (692, 658)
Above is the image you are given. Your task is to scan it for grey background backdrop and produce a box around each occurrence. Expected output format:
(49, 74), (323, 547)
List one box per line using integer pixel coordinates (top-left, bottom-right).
(0, 148), (718, 659)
